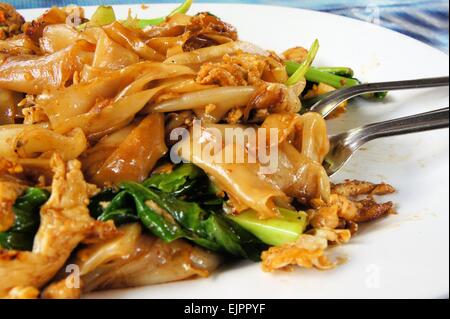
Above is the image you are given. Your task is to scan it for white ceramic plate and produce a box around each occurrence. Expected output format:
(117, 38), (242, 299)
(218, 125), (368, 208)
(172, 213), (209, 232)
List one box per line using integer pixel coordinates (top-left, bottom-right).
(20, 3), (449, 299)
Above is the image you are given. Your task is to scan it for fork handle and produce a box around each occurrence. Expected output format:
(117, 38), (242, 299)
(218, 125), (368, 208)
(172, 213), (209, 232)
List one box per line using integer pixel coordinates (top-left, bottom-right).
(355, 107), (449, 145)
(311, 77), (449, 117)
(351, 76), (450, 93)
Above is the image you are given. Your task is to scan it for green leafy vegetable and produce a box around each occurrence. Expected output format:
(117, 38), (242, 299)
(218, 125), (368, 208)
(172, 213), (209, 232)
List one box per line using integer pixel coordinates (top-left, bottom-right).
(0, 188), (50, 251)
(90, 164), (309, 261)
(0, 232), (34, 251)
(228, 208), (308, 246)
(286, 39), (320, 86)
(201, 213), (265, 261)
(119, 181), (265, 260)
(143, 164), (202, 194)
(144, 164), (224, 207)
(88, 188), (117, 219)
(122, 185), (186, 241)
(97, 191), (139, 225)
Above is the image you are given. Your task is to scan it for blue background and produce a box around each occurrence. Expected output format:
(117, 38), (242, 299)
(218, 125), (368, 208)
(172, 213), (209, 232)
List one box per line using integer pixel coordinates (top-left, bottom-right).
(7, 0), (449, 52)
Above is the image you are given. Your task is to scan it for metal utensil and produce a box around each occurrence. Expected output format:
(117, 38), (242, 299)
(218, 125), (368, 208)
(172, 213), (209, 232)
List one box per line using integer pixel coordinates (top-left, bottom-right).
(304, 77), (449, 117)
(324, 107), (449, 176)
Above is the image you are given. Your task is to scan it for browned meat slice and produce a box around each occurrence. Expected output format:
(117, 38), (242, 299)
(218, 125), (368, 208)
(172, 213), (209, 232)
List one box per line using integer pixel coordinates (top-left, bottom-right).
(0, 3), (25, 40)
(22, 7), (67, 43)
(183, 12), (238, 51)
(0, 154), (117, 298)
(0, 158), (27, 232)
(331, 180), (396, 197)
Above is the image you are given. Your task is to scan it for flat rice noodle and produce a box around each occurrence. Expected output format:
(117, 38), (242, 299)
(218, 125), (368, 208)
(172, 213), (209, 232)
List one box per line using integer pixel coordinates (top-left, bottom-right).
(89, 113), (167, 186)
(145, 77), (217, 109)
(0, 40), (94, 94)
(143, 13), (191, 38)
(261, 112), (329, 163)
(0, 124), (87, 161)
(41, 68), (138, 128)
(14, 127), (87, 161)
(164, 41), (269, 67)
(76, 224), (220, 293)
(103, 22), (164, 61)
(299, 112), (330, 163)
(266, 142), (331, 204)
(42, 62), (183, 129)
(39, 24), (93, 54)
(177, 123), (291, 219)
(82, 123), (138, 179)
(0, 35), (41, 55)
(0, 88), (22, 125)
(146, 36), (183, 57)
(41, 25), (140, 69)
(76, 224), (143, 276)
(161, 78), (216, 94)
(92, 28), (140, 70)
(0, 124), (25, 159)
(53, 86), (168, 138)
(150, 75), (205, 92)
(114, 63), (195, 99)
(259, 113), (331, 202)
(152, 86), (256, 123)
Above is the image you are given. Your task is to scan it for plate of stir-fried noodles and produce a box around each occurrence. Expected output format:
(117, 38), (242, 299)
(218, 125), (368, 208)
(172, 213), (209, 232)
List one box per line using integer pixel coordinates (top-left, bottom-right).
(0, 1), (448, 299)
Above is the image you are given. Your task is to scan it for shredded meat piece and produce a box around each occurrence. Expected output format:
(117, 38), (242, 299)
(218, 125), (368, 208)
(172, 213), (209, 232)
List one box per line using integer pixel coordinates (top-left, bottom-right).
(314, 193), (395, 224)
(261, 234), (338, 272)
(0, 154), (118, 298)
(308, 205), (340, 229)
(197, 60), (246, 86)
(0, 3), (25, 40)
(331, 180), (396, 197)
(354, 198), (395, 223)
(225, 107), (244, 124)
(310, 179), (396, 226)
(307, 228), (351, 245)
(196, 53), (287, 87)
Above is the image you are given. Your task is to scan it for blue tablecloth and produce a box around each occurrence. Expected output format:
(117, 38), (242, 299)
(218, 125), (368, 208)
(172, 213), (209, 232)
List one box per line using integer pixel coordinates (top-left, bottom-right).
(7, 0), (449, 52)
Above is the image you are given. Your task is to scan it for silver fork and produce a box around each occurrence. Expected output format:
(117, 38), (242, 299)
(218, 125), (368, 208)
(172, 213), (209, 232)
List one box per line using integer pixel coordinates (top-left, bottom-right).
(324, 107), (449, 176)
(305, 77), (449, 117)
